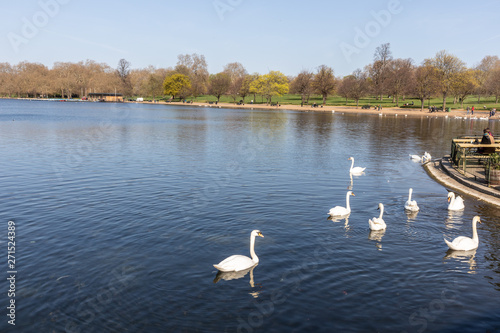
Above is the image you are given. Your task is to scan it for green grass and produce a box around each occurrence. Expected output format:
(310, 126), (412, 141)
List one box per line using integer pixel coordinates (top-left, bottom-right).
(135, 94), (500, 110)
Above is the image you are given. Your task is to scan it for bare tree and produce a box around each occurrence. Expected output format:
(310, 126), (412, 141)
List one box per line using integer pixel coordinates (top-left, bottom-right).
(486, 67), (500, 103)
(474, 55), (500, 103)
(116, 58), (132, 96)
(223, 62), (247, 102)
(208, 72), (231, 102)
(312, 65), (336, 105)
(368, 43), (393, 101)
(337, 69), (369, 107)
(290, 70), (314, 106)
(386, 58), (414, 106)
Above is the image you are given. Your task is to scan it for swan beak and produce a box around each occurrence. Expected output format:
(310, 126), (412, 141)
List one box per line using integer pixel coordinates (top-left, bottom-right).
(257, 232), (264, 237)
(351, 193), (355, 196)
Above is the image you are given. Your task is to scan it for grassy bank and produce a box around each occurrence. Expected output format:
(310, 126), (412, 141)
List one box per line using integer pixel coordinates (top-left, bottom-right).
(139, 94), (500, 111)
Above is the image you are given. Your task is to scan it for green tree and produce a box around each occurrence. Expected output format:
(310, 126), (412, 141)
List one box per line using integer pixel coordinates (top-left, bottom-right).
(163, 74), (191, 100)
(250, 71), (289, 104)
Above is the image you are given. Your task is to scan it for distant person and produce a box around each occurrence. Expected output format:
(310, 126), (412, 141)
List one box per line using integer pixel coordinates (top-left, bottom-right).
(471, 106), (474, 115)
(466, 106), (470, 114)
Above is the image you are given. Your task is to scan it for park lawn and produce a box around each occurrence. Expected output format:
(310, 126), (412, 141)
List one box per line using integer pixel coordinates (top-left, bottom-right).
(151, 94), (500, 110)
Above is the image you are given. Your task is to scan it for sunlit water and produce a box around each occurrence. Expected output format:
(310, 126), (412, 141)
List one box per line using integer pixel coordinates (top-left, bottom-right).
(0, 99), (499, 332)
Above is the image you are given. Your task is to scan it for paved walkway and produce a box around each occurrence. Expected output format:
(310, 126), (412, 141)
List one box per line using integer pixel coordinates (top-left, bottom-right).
(424, 156), (500, 208)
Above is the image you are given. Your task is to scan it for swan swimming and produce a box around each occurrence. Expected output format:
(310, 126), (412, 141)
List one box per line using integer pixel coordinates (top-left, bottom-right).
(328, 191), (354, 217)
(447, 192), (465, 210)
(369, 203), (386, 231)
(409, 154), (424, 162)
(444, 216), (481, 251)
(213, 230), (264, 272)
(404, 188), (419, 212)
(423, 152), (432, 161)
(348, 157), (366, 174)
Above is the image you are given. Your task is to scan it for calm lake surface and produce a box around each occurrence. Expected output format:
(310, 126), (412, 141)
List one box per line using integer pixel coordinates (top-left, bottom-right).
(0, 99), (499, 332)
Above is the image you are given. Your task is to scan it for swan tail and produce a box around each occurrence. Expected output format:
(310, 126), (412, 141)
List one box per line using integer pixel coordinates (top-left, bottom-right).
(444, 238), (455, 250)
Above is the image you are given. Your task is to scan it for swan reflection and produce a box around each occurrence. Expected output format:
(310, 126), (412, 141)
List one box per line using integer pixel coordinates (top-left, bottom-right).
(368, 230), (386, 251)
(445, 210), (465, 230)
(213, 265), (258, 287)
(405, 210), (419, 221)
(444, 249), (477, 274)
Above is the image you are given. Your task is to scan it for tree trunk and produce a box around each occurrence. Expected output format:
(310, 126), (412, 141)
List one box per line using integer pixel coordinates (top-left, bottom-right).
(356, 99), (359, 107)
(442, 93), (447, 112)
(345, 97), (348, 105)
(396, 94), (399, 107)
(322, 94), (326, 105)
(420, 98), (425, 111)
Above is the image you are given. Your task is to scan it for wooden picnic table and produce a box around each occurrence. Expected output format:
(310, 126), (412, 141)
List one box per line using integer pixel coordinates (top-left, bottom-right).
(452, 142), (500, 174)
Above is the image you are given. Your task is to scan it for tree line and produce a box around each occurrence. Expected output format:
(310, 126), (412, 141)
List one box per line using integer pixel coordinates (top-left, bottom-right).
(1, 44), (500, 109)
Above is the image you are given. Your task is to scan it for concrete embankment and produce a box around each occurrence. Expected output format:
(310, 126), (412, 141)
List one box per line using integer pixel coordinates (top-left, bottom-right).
(424, 157), (500, 208)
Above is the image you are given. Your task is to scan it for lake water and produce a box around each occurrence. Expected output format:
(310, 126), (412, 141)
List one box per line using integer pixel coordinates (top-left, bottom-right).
(0, 99), (499, 332)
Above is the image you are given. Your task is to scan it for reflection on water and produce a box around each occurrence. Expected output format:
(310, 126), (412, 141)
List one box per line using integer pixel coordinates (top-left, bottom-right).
(213, 265), (257, 286)
(368, 230), (386, 251)
(1, 100), (499, 332)
(444, 249), (478, 274)
(405, 210), (419, 221)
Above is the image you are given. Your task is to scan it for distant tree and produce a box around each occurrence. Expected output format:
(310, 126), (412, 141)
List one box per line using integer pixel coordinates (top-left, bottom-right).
(451, 69), (479, 109)
(208, 72), (231, 101)
(312, 65), (336, 105)
(223, 62), (247, 102)
(474, 55), (500, 103)
(176, 53), (209, 100)
(249, 71), (289, 104)
(368, 43), (393, 101)
(240, 73), (258, 103)
(290, 70), (313, 105)
(337, 69), (369, 107)
(425, 50), (466, 111)
(116, 58), (132, 96)
(412, 64), (439, 111)
(386, 58), (414, 106)
(163, 73), (191, 100)
(485, 68), (500, 103)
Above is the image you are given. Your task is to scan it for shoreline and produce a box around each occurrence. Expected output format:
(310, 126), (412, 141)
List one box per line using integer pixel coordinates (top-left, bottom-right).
(4, 97), (499, 119)
(139, 100), (500, 119)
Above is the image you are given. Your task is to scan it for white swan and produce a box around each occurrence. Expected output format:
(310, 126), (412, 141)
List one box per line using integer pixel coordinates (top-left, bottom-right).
(328, 191), (354, 216)
(409, 154), (425, 162)
(447, 192), (465, 210)
(348, 157), (366, 174)
(213, 230), (264, 272)
(369, 203), (386, 231)
(444, 216), (481, 251)
(404, 188), (419, 212)
(423, 152), (432, 162)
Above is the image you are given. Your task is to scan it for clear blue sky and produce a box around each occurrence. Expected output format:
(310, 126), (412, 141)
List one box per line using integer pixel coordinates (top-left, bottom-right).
(2, 0), (500, 77)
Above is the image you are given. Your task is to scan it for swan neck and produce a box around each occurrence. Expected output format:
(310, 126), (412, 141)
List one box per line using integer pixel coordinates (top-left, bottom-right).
(350, 158), (354, 170)
(346, 192), (351, 210)
(472, 219), (479, 241)
(250, 234), (258, 263)
(378, 205), (384, 219)
(408, 189), (413, 201)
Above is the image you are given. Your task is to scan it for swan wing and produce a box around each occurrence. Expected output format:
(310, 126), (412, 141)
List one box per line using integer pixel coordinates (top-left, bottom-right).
(214, 255), (256, 272)
(369, 218), (386, 231)
(328, 206), (349, 216)
(404, 200), (419, 211)
(444, 236), (478, 251)
(351, 167), (366, 174)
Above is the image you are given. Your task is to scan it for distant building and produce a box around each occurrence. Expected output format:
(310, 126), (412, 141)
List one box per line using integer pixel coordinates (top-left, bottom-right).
(87, 93), (123, 102)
